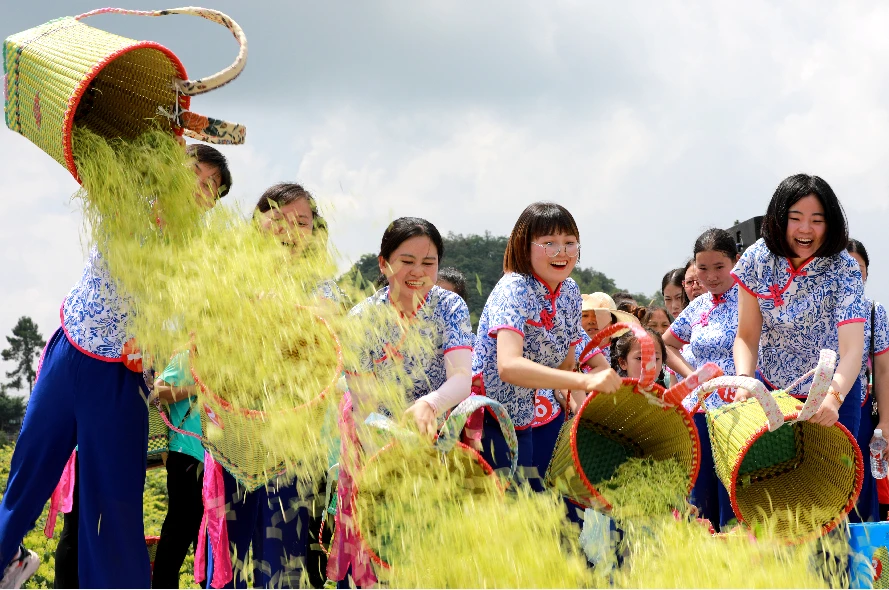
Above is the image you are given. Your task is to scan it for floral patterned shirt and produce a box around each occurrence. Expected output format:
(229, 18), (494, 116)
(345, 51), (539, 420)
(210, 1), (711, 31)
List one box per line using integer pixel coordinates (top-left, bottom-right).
(61, 246), (133, 361)
(533, 331), (604, 427)
(473, 273), (583, 429)
(732, 239), (867, 396)
(347, 285), (473, 402)
(669, 284), (739, 411)
(861, 299), (889, 401)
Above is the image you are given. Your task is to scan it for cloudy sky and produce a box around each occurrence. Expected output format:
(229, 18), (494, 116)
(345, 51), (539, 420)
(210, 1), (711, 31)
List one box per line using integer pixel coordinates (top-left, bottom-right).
(3, 1), (889, 391)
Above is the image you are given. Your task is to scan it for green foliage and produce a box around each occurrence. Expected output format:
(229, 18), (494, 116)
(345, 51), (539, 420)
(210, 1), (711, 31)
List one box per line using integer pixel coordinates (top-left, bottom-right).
(2, 317), (44, 394)
(0, 391), (25, 437)
(0, 443), (199, 588)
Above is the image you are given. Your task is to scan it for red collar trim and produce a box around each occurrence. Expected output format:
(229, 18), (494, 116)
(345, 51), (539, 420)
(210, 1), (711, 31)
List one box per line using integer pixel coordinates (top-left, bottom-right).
(384, 285), (433, 319)
(531, 273), (562, 300)
(786, 256), (815, 276)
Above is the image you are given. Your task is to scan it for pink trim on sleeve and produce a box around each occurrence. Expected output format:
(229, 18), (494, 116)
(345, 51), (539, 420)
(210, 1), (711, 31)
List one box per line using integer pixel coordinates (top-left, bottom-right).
(875, 346), (889, 357)
(667, 328), (689, 345)
(838, 318), (866, 327)
(443, 345), (473, 354)
(488, 325), (525, 338)
(569, 338), (582, 347)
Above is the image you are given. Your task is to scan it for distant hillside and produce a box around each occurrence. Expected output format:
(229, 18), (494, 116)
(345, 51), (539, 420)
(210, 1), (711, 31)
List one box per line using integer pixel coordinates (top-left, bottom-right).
(339, 232), (659, 324)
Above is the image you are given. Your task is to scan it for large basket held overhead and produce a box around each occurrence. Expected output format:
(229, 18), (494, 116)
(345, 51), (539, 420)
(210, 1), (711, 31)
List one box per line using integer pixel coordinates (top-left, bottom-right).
(698, 350), (863, 542)
(3, 6), (247, 182)
(353, 396), (516, 571)
(544, 323), (722, 512)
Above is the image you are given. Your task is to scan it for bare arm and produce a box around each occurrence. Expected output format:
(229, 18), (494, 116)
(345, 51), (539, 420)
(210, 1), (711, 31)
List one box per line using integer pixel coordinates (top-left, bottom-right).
(806, 321), (866, 428)
(662, 330), (694, 378)
(733, 288), (763, 401)
(153, 379), (197, 403)
(497, 330), (620, 393)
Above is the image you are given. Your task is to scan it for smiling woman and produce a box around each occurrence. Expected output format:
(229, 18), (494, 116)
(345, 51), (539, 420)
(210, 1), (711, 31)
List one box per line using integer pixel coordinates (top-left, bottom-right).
(732, 173), (867, 438)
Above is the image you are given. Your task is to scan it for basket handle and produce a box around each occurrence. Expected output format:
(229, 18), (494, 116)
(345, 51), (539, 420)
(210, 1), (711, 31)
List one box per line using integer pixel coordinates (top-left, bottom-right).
(790, 349), (838, 423)
(436, 397), (518, 480)
(73, 6), (247, 96)
(661, 362), (724, 407)
(697, 376), (785, 432)
(73, 7), (247, 144)
(577, 322), (658, 389)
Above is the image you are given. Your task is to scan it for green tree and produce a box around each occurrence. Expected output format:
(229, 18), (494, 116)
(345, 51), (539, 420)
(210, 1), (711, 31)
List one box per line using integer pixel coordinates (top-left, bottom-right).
(2, 316), (44, 394)
(0, 384), (25, 435)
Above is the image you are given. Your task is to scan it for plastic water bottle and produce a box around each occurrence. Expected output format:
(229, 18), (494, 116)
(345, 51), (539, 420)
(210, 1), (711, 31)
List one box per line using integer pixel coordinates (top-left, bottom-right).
(870, 429), (888, 479)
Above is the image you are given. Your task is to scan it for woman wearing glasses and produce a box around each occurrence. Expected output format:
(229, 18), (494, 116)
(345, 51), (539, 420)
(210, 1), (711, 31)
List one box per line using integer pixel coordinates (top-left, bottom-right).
(470, 202), (621, 491)
(683, 259), (706, 302)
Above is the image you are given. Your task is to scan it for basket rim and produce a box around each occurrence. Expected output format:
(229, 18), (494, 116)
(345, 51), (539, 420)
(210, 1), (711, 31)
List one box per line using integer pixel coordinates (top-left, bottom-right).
(355, 439), (502, 570)
(727, 411), (864, 543)
(190, 308), (344, 419)
(62, 39), (190, 183)
(568, 377), (702, 511)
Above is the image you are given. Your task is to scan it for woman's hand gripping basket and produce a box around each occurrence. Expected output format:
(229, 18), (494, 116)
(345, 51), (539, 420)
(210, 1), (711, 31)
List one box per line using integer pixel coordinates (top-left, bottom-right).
(696, 350), (863, 542)
(544, 323), (722, 512)
(4, 6), (248, 182)
(353, 396), (517, 571)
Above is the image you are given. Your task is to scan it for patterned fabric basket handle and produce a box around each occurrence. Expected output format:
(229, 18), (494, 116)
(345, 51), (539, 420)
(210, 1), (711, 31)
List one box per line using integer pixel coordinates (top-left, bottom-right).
(73, 6), (248, 144)
(365, 397), (519, 480)
(437, 397), (518, 479)
(788, 349), (837, 423)
(696, 376), (785, 431)
(577, 322), (658, 389)
(661, 362), (724, 407)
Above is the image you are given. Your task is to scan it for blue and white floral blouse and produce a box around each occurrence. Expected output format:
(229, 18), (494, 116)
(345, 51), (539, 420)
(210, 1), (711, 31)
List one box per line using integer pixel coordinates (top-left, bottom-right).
(669, 283), (739, 411)
(861, 299), (889, 402)
(61, 246), (134, 361)
(731, 238), (867, 396)
(347, 285), (473, 401)
(473, 273), (583, 429)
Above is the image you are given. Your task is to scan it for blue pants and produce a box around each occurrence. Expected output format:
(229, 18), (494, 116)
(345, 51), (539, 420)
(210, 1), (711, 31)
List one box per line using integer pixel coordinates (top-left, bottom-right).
(220, 470), (310, 589)
(531, 413), (584, 524)
(689, 413), (735, 531)
(0, 327), (150, 588)
(480, 413), (534, 488)
(851, 394), (880, 523)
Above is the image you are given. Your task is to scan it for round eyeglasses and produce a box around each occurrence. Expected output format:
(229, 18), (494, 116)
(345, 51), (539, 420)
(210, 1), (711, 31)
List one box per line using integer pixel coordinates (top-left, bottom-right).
(531, 241), (581, 258)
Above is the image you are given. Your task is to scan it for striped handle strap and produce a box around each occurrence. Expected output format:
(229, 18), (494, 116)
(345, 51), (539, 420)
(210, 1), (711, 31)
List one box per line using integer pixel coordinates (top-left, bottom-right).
(364, 397), (518, 480)
(661, 362), (724, 407)
(697, 376), (785, 432)
(153, 398), (204, 441)
(578, 322), (658, 389)
(436, 397), (518, 480)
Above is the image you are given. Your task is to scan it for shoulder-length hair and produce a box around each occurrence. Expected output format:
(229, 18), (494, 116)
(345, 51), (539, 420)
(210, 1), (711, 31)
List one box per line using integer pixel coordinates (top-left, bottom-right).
(761, 173), (848, 258)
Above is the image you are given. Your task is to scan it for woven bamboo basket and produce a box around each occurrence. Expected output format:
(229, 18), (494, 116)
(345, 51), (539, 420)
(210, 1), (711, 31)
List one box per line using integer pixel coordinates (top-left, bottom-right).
(146, 402), (169, 466)
(353, 397), (515, 570)
(3, 6), (247, 182)
(544, 323), (722, 512)
(698, 350), (863, 542)
(152, 309), (344, 491)
(146, 535), (160, 572)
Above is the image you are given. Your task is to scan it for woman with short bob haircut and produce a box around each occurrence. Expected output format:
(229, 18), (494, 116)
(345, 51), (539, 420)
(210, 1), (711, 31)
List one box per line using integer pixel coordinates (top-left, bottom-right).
(733, 173), (867, 437)
(471, 202), (621, 490)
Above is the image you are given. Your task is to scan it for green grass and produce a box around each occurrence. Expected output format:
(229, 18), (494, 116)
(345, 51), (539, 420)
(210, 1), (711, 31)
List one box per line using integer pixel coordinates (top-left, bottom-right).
(0, 444), (200, 588)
